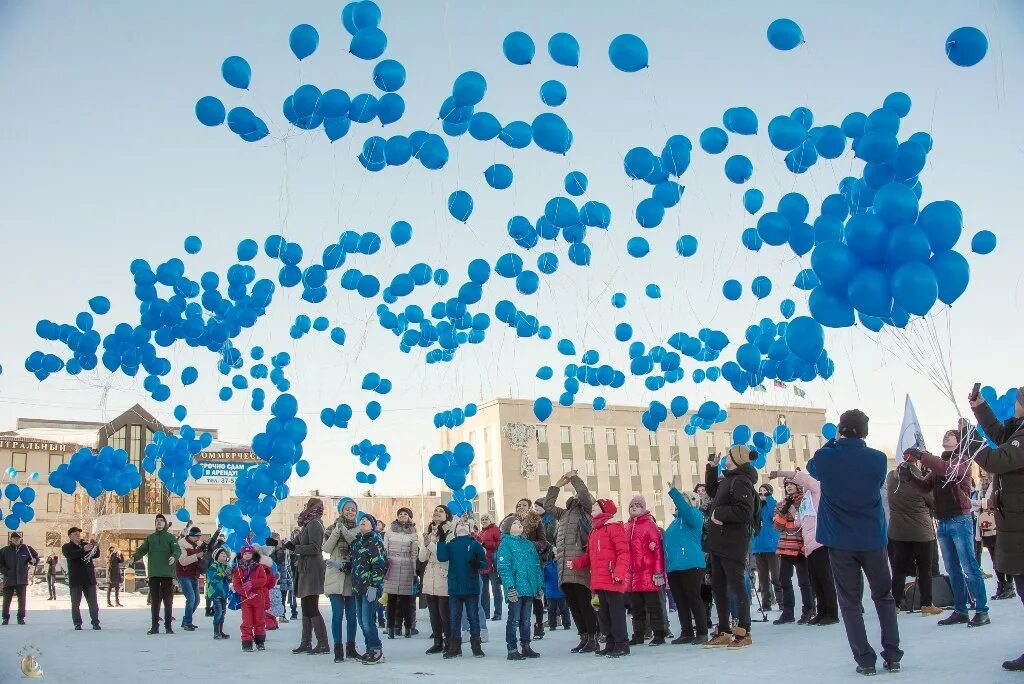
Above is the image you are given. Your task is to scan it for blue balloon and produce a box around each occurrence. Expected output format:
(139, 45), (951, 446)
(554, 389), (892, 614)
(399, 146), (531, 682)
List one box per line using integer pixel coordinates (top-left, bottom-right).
(564, 171), (588, 196)
(653, 181), (684, 208)
(780, 299), (796, 319)
(785, 316), (824, 362)
(757, 212), (791, 246)
(767, 18), (803, 50)
(608, 33), (648, 72)
(724, 155), (753, 184)
(532, 113), (572, 154)
(767, 115), (807, 151)
(812, 125), (846, 159)
(503, 31), (535, 64)
(636, 198), (665, 228)
(778, 192), (809, 224)
(919, 200), (963, 252)
(468, 112), (501, 141)
(390, 220), (412, 246)
(847, 267), (892, 317)
(971, 230), (996, 255)
(376, 93), (405, 125)
(624, 147), (656, 180)
(448, 190), (473, 222)
(751, 275), (772, 299)
(811, 240), (859, 290)
(892, 262), (938, 316)
(372, 59), (406, 92)
(700, 126), (729, 154)
(533, 396), (553, 421)
(946, 27), (988, 67)
(626, 236), (649, 258)
(743, 188), (764, 215)
(540, 80), (567, 107)
(483, 163), (514, 190)
(661, 135), (692, 177)
(195, 96), (226, 127)
(548, 32), (580, 67)
(221, 56), (251, 89)
(809, 286), (855, 328)
(676, 234), (698, 257)
(289, 24), (319, 60)
(615, 323), (633, 341)
(183, 235), (202, 254)
(855, 130), (899, 163)
(873, 182), (919, 226)
(722, 279), (742, 301)
(742, 227), (763, 251)
(929, 250), (970, 305)
(453, 71), (487, 106)
(724, 107), (758, 135)
(350, 27), (387, 60)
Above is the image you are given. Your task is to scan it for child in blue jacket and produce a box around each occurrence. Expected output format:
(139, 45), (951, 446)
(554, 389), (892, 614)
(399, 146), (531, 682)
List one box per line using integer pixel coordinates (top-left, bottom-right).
(543, 559), (571, 630)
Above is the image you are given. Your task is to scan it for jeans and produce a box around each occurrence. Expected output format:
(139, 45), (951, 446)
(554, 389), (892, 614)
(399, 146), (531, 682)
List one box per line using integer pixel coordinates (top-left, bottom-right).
(547, 597), (571, 628)
(711, 554), (750, 632)
(505, 596), (532, 649)
(328, 594), (358, 644)
(355, 593), (382, 651)
(460, 592), (488, 635)
(47, 574), (56, 599)
(107, 583), (121, 605)
(450, 594), (481, 640)
(177, 577), (198, 626)
(829, 548), (902, 669)
(779, 553), (814, 619)
(563, 582), (598, 635)
(287, 587), (298, 617)
(211, 596), (225, 632)
(2, 585), (27, 620)
(937, 514), (988, 615)
(480, 572), (502, 618)
(70, 583), (100, 627)
(728, 570), (754, 620)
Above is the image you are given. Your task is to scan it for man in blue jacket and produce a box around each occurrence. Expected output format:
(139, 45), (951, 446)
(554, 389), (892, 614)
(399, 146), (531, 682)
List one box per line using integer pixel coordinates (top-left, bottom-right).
(808, 409), (901, 677)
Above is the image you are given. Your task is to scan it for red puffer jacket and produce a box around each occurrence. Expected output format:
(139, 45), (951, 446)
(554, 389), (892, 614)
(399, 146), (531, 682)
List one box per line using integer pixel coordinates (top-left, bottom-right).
(232, 562), (270, 608)
(624, 512), (665, 592)
(570, 513), (630, 593)
(477, 523), (501, 575)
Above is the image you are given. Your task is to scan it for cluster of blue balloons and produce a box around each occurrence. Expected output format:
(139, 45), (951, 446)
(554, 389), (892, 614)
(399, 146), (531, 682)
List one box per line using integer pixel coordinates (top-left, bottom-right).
(624, 134), (692, 231)
(320, 403), (354, 429)
(1, 482), (37, 531)
(727, 316), (832, 394)
(361, 372), (393, 395)
(433, 403), (479, 429)
(677, 400), (728, 436)
(502, 30), (579, 68)
(426, 442), (476, 513)
(289, 314), (331, 340)
(494, 299), (549, 340)
(351, 439), (391, 484)
(142, 427), (214, 496)
(28, 295), (110, 379)
(49, 445), (144, 499)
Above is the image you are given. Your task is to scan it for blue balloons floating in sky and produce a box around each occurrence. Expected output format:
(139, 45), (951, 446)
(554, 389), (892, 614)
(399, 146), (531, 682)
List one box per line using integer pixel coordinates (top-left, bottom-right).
(608, 34), (648, 72)
(548, 32), (580, 67)
(503, 31), (535, 65)
(945, 26), (988, 67)
(767, 18), (804, 51)
(289, 24), (319, 60)
(221, 56), (251, 89)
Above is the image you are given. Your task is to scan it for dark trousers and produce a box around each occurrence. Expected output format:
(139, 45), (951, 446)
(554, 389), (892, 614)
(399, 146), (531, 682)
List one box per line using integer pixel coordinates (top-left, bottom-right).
(300, 594), (321, 618)
(547, 597), (571, 628)
(628, 590), (666, 637)
(562, 582), (598, 635)
(711, 554), (750, 632)
(808, 546), (839, 619)
(149, 576), (174, 627)
(425, 594), (449, 641)
(70, 583), (100, 627)
(667, 568), (708, 636)
(888, 539), (934, 607)
(754, 552), (781, 606)
(829, 548), (903, 669)
(386, 593), (414, 632)
(107, 584), (120, 605)
(779, 553), (814, 618)
(449, 594), (480, 640)
(2, 584), (27, 620)
(980, 535), (1008, 589)
(596, 590), (627, 648)
(532, 597), (544, 626)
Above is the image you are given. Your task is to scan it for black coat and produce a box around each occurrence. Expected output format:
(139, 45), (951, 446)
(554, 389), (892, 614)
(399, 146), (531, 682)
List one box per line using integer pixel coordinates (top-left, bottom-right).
(703, 463), (758, 563)
(0, 543), (39, 586)
(973, 401), (1024, 576)
(62, 541), (99, 588)
(107, 552), (124, 584)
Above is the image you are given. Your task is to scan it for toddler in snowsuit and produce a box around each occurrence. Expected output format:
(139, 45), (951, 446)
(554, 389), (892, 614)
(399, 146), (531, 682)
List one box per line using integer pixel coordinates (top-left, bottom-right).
(543, 559), (571, 630)
(232, 544), (271, 651)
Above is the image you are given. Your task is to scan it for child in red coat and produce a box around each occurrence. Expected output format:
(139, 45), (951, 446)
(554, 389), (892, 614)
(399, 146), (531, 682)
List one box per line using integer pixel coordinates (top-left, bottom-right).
(232, 544), (270, 651)
(568, 499), (630, 658)
(625, 495), (667, 645)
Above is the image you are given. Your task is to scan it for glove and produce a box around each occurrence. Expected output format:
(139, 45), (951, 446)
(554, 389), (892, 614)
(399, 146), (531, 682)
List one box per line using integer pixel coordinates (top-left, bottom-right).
(168, 556), (177, 566)
(506, 588), (519, 603)
(366, 587), (378, 603)
(612, 575), (623, 584)
(653, 573), (666, 587)
(536, 590), (544, 599)
(242, 581), (253, 593)
(648, 541), (657, 551)
(283, 540), (295, 551)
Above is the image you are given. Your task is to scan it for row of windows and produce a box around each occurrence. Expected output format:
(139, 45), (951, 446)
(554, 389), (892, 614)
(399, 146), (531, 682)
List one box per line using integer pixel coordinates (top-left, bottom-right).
(534, 426), (821, 451)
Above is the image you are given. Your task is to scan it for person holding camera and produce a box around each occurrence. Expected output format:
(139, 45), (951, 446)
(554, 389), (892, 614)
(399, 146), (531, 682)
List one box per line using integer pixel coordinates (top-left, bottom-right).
(62, 527), (101, 631)
(771, 478), (815, 625)
(45, 551), (59, 600)
(132, 513), (182, 634)
(886, 451), (941, 615)
(970, 385), (1024, 671)
(323, 497), (360, 662)
(106, 546), (124, 607)
(1, 531), (39, 625)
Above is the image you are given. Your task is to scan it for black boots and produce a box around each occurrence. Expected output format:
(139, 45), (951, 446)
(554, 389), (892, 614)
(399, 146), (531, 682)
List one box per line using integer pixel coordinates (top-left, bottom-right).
(648, 630), (666, 646)
(293, 616), (313, 653)
(346, 641), (362, 661)
(443, 638), (463, 659)
(425, 637), (445, 654)
(571, 634), (589, 652)
(310, 616), (331, 654)
(580, 633), (599, 653)
(334, 644), (344, 662)
(147, 621), (160, 635)
(470, 637), (485, 657)
(255, 635), (266, 651)
(521, 643), (541, 658)
(533, 623), (545, 640)
(242, 640), (254, 652)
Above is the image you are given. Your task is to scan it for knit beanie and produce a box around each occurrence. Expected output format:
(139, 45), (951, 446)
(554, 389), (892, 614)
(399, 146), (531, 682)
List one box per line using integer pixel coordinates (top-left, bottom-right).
(680, 491), (701, 509)
(361, 513), (378, 531)
(155, 513), (167, 525)
(397, 507), (414, 520)
(838, 409), (869, 439)
(760, 483), (774, 497)
(727, 445), (756, 469)
(596, 498), (617, 516)
(628, 495), (647, 513)
(499, 514), (517, 535)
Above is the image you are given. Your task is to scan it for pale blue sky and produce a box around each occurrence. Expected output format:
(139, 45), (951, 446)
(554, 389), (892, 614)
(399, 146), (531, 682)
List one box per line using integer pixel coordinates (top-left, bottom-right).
(0, 1), (1021, 496)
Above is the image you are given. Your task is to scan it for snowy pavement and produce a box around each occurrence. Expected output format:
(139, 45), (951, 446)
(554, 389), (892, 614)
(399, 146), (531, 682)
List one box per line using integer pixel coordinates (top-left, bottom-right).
(1, 584), (1021, 683)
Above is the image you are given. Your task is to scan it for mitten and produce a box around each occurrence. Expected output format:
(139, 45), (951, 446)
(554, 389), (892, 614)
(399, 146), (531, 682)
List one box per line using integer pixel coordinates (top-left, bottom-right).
(506, 587), (519, 603)
(366, 587), (378, 603)
(653, 573), (666, 587)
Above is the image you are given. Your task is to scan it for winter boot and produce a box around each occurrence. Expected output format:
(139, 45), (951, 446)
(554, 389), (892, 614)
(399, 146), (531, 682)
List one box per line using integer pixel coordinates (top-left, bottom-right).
(255, 635), (266, 651)
(571, 634), (589, 652)
(404, 625), (412, 638)
(147, 621), (160, 635)
(649, 630), (666, 646)
(470, 636), (485, 657)
(595, 637), (614, 656)
(671, 631), (694, 645)
(242, 640), (254, 652)
(309, 615), (331, 653)
(727, 627), (752, 650)
(938, 611), (969, 626)
(608, 643), (630, 658)
(521, 643), (541, 658)
(334, 644), (344, 663)
(219, 625), (231, 640)
(444, 638), (463, 659)
(580, 633), (599, 653)
(1004, 653), (1024, 671)
(968, 612), (991, 628)
(704, 630), (733, 648)
(773, 610), (795, 624)
(292, 616), (313, 653)
(164, 622), (174, 634)
(628, 632), (644, 646)
(387, 627), (395, 639)
(425, 636), (445, 654)
(346, 641), (362, 661)
(507, 648), (526, 660)
(690, 633), (710, 646)
(362, 649), (384, 665)
(797, 608), (814, 625)
(533, 623), (545, 640)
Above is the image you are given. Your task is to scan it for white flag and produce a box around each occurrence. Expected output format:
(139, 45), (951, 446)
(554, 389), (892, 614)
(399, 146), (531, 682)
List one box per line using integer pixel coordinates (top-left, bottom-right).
(896, 394), (926, 456)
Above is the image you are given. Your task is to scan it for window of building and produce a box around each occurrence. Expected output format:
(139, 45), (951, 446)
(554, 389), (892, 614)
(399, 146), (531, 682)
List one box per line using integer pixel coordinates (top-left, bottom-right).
(560, 426), (571, 444)
(483, 427), (490, 450)
(648, 432), (658, 447)
(608, 461), (618, 477)
(629, 461), (639, 476)
(653, 492), (663, 506)
(582, 427), (594, 445)
(668, 431), (677, 447)
(688, 432), (697, 447)
(487, 493), (496, 513)
(484, 459), (491, 480)
(690, 461), (699, 478)
(110, 426), (126, 452)
(671, 461), (679, 476)
(627, 429), (637, 446)
(47, 493), (62, 513)
(45, 532), (61, 547)
(537, 459), (549, 476)
(706, 432), (715, 447)
(605, 428), (616, 446)
(49, 453), (64, 472)
(585, 460), (596, 477)
(801, 434), (809, 450)
(562, 457), (573, 473)
(536, 425), (547, 443)
(652, 461), (660, 476)
(10, 452), (26, 473)
(467, 431), (475, 448)
(197, 497), (211, 516)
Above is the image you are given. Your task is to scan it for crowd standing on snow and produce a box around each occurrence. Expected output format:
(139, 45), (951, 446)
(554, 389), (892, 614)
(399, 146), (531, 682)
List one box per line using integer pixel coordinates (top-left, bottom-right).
(3, 390), (1024, 674)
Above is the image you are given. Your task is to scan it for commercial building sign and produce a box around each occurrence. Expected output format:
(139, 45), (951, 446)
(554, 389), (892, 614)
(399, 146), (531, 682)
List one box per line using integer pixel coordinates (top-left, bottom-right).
(0, 439), (76, 452)
(197, 461), (249, 485)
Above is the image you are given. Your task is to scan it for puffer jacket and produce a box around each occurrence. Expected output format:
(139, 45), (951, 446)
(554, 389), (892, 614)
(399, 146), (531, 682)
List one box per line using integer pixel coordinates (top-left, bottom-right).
(232, 561), (270, 608)
(624, 511), (664, 592)
(175, 537), (203, 580)
(0, 544), (38, 586)
(704, 463), (758, 562)
(436, 533), (486, 596)
(382, 521), (419, 595)
(323, 519), (358, 596)
(885, 465), (935, 542)
(543, 475), (595, 587)
(777, 470), (821, 554)
(751, 495), (781, 554)
(206, 558), (231, 599)
(973, 401), (1024, 576)
(419, 522), (451, 597)
(477, 523), (501, 575)
(571, 513), (629, 593)
(663, 488), (705, 572)
(496, 533), (544, 598)
(351, 532), (387, 596)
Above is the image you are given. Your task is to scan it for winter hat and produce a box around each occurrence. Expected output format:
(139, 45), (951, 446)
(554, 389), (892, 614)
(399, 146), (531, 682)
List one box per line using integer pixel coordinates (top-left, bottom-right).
(434, 505), (453, 522)
(759, 483), (774, 497)
(265, 537), (278, 547)
(727, 445), (756, 469)
(239, 544), (257, 557)
(596, 498), (617, 516)
(499, 513), (518, 535)
(9, 531), (22, 539)
(187, 526), (201, 537)
(361, 513), (379, 531)
(534, 498), (547, 509)
(455, 519), (471, 536)
(628, 495), (648, 513)
(155, 513), (167, 525)
(838, 409), (869, 439)
(397, 507), (414, 520)
(338, 497), (358, 513)
(680, 491), (701, 509)
(214, 548), (230, 562)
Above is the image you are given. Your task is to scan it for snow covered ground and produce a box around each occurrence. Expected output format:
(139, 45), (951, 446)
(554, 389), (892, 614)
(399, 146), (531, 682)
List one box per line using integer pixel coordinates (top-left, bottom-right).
(1, 581), (1021, 683)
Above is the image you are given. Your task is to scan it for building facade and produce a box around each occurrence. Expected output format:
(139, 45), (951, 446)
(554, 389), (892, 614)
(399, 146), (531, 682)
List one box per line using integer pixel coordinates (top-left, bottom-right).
(438, 398), (834, 526)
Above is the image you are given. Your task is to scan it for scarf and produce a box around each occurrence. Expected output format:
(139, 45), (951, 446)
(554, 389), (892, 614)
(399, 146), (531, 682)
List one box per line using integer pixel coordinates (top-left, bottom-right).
(297, 498), (324, 528)
(391, 520), (416, 534)
(236, 555), (259, 575)
(591, 512), (614, 530)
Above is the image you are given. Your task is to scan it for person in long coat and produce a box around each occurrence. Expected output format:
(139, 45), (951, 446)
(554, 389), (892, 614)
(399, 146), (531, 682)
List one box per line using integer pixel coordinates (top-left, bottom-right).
(382, 507), (419, 638)
(285, 497), (329, 654)
(419, 505), (452, 652)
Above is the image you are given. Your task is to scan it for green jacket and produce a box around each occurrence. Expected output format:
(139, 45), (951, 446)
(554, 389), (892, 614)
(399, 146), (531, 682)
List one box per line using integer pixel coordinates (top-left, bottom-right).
(132, 531), (182, 578)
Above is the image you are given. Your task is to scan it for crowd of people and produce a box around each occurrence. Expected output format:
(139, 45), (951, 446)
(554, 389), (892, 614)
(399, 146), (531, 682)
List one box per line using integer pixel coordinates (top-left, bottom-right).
(2, 388), (1023, 674)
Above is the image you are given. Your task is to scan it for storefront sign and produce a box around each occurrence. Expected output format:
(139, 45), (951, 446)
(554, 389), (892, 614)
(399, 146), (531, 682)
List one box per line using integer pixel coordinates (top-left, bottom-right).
(0, 439), (75, 452)
(196, 461), (249, 484)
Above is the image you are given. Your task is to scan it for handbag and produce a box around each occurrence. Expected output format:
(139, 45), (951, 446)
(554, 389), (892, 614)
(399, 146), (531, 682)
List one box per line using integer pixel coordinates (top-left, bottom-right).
(228, 567), (255, 611)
